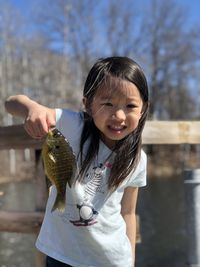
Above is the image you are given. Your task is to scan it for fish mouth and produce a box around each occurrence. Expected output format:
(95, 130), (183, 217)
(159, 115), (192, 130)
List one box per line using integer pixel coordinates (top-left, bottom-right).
(48, 126), (56, 133)
(49, 127), (59, 137)
(47, 128), (64, 140)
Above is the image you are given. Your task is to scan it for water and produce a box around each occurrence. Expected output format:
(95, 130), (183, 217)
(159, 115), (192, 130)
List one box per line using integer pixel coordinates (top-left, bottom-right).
(0, 176), (187, 267)
(136, 175), (187, 267)
(0, 180), (37, 267)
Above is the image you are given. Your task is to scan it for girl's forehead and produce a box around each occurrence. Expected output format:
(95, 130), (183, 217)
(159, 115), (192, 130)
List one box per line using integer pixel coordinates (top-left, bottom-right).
(95, 78), (141, 99)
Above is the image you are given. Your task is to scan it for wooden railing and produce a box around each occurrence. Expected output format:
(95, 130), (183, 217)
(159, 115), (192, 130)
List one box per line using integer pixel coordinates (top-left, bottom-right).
(1, 120), (200, 150)
(1, 121), (200, 231)
(0, 121), (200, 266)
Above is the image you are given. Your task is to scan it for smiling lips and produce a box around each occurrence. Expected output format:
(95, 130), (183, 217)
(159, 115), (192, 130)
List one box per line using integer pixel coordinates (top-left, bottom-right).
(108, 125), (127, 132)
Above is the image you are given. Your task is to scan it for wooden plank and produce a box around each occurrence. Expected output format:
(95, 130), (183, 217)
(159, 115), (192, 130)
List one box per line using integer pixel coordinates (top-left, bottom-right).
(0, 125), (44, 149)
(143, 121), (200, 144)
(0, 121), (200, 150)
(0, 211), (44, 233)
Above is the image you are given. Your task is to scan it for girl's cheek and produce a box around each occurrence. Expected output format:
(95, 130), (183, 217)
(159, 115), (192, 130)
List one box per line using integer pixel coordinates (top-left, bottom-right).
(99, 108), (109, 115)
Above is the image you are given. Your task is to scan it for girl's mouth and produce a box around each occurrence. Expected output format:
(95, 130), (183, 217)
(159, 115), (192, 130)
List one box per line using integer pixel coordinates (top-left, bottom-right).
(108, 125), (127, 132)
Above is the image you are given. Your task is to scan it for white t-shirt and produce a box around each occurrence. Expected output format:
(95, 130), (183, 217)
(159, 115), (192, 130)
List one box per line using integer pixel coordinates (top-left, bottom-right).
(36, 108), (147, 267)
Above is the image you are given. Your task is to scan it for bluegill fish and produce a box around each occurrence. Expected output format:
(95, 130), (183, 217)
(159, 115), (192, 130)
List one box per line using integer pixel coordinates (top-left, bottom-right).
(42, 128), (77, 212)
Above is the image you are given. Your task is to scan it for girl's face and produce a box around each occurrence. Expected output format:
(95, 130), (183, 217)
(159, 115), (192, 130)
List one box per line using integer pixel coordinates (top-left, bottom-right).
(85, 79), (144, 149)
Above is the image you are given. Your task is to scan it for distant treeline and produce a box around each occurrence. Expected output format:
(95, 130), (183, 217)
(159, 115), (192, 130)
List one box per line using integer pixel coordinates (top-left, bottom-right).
(0, 0), (200, 126)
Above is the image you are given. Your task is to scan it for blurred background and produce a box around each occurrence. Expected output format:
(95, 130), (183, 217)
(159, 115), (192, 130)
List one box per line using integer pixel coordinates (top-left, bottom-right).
(0, 0), (200, 266)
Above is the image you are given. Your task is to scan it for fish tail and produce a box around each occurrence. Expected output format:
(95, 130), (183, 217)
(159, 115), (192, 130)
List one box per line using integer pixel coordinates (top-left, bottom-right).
(51, 193), (65, 212)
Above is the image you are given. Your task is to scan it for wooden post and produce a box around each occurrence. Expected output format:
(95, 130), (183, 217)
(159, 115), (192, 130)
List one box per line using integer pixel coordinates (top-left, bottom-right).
(9, 148), (16, 175)
(35, 249), (46, 267)
(34, 149), (48, 267)
(0, 211), (44, 233)
(34, 150), (48, 211)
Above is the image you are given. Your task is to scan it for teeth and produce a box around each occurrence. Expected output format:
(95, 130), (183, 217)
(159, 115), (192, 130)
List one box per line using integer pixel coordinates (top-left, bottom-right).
(110, 125), (124, 130)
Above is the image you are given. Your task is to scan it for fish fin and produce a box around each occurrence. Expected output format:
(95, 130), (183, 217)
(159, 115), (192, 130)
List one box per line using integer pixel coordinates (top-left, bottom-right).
(45, 175), (52, 192)
(51, 193), (65, 212)
(67, 180), (72, 188)
(48, 153), (56, 163)
(68, 161), (78, 189)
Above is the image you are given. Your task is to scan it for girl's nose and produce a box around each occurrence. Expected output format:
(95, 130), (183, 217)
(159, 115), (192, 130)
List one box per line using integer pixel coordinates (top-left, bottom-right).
(112, 109), (126, 121)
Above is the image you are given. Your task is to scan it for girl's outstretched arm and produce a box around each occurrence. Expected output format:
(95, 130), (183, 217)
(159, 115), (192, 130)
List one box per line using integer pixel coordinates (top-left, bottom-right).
(121, 187), (138, 267)
(5, 95), (56, 139)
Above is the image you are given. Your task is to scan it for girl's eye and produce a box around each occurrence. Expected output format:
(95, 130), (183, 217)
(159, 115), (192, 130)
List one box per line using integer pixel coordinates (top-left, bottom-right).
(127, 104), (137, 109)
(101, 103), (113, 107)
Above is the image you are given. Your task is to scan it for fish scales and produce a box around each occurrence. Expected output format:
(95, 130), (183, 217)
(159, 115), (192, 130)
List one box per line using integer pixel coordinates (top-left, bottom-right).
(42, 128), (77, 212)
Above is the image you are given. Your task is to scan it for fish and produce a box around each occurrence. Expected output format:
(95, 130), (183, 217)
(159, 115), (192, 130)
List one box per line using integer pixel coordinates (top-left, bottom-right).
(42, 127), (77, 212)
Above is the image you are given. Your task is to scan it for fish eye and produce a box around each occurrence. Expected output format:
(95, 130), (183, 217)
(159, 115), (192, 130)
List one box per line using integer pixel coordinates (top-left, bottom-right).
(55, 145), (60, 149)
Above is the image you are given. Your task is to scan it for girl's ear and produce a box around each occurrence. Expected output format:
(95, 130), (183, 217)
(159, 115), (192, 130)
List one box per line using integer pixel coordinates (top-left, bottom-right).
(138, 102), (145, 119)
(82, 97), (92, 116)
(82, 97), (91, 114)
(140, 101), (149, 118)
(82, 97), (87, 109)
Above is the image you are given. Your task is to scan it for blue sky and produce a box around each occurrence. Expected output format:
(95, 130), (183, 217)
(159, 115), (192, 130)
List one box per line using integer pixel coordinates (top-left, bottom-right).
(175, 0), (200, 25)
(136, 0), (200, 26)
(9, 0), (200, 27)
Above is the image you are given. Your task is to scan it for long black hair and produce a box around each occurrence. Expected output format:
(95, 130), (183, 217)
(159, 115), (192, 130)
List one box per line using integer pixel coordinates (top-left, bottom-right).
(79, 56), (149, 190)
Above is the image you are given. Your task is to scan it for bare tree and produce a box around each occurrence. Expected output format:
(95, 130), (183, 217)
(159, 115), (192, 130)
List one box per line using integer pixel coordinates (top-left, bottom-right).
(1, 0), (199, 121)
(103, 0), (142, 58)
(0, 2), (26, 124)
(141, 0), (199, 119)
(33, 0), (101, 86)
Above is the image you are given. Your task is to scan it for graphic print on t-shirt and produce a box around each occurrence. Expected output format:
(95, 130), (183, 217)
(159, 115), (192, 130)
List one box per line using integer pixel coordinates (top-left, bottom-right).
(69, 162), (112, 226)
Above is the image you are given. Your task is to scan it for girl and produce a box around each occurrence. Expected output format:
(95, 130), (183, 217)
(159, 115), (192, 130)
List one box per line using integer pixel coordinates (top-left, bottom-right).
(5, 56), (149, 267)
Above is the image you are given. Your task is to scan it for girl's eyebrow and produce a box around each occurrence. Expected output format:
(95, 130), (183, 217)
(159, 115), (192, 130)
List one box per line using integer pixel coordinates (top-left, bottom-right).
(126, 96), (141, 101)
(99, 95), (112, 100)
(99, 95), (140, 101)
(99, 93), (141, 102)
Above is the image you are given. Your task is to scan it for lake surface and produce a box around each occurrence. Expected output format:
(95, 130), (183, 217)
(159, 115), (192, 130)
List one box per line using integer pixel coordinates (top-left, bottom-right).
(136, 175), (187, 267)
(0, 180), (36, 267)
(0, 176), (187, 267)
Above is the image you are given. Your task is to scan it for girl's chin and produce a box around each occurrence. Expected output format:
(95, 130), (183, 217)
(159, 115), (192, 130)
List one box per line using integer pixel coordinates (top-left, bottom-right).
(101, 132), (127, 149)
(107, 127), (127, 138)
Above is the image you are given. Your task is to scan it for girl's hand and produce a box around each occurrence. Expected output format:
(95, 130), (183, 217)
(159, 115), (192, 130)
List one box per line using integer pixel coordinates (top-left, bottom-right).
(5, 95), (56, 139)
(24, 104), (56, 139)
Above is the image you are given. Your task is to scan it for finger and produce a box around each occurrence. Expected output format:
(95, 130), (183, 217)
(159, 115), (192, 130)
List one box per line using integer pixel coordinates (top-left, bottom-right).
(24, 124), (37, 139)
(24, 121), (44, 139)
(47, 111), (56, 129)
(38, 121), (48, 136)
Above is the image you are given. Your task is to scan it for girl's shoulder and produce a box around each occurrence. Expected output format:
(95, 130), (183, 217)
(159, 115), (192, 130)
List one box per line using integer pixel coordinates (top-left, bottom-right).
(55, 109), (84, 154)
(56, 108), (84, 123)
(140, 149), (147, 166)
(124, 149), (147, 188)
(56, 108), (84, 133)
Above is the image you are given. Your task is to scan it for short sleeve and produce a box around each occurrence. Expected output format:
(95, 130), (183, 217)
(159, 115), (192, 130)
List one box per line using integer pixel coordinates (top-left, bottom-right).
(55, 108), (84, 156)
(125, 150), (147, 188)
